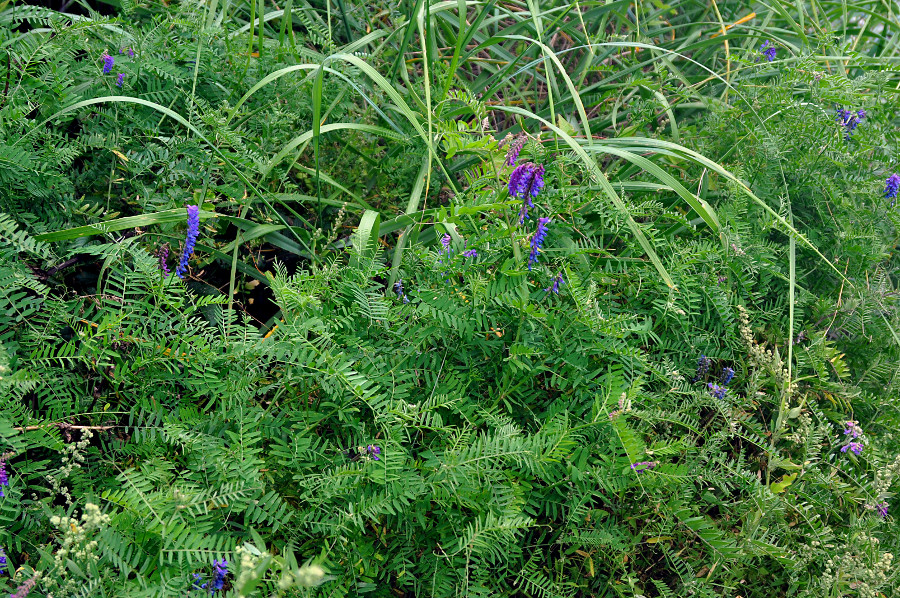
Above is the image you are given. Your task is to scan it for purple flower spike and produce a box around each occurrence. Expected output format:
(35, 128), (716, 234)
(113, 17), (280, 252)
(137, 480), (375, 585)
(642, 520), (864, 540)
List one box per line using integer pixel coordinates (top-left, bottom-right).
(630, 461), (656, 473)
(884, 173), (900, 206)
(508, 163), (545, 224)
(835, 106), (866, 140)
(720, 367), (735, 386)
(527, 217), (550, 270)
(707, 383), (727, 400)
(505, 135), (527, 166)
(462, 249), (477, 258)
(175, 205), (200, 280)
(875, 502), (888, 518)
(759, 40), (777, 62)
(116, 73), (125, 87)
(102, 51), (115, 74)
(691, 355), (711, 383)
(366, 445), (382, 461)
(0, 547), (7, 576)
(843, 420), (862, 439)
(10, 575), (38, 598)
(841, 442), (864, 455)
(544, 272), (564, 294)
(211, 559), (228, 591)
(0, 458), (7, 497)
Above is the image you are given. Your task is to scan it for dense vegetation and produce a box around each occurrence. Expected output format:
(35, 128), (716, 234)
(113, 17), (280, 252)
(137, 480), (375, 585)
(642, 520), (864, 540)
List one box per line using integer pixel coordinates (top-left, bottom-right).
(1, 0), (900, 596)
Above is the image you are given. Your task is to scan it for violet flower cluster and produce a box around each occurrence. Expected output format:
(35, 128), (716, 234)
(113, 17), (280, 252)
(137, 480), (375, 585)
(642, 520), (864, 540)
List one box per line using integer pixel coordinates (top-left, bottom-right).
(759, 40), (777, 62)
(509, 162), (545, 223)
(366, 445), (382, 461)
(835, 107), (866, 140)
(528, 217), (550, 270)
(840, 420), (865, 456)
(0, 547), (6, 575)
(10, 575), (38, 598)
(101, 51), (115, 74)
(690, 355), (711, 383)
(393, 280), (410, 304)
(157, 246), (170, 277)
(544, 272), (564, 294)
(193, 559), (228, 594)
(630, 461), (656, 474)
(503, 134), (527, 167)
(885, 173), (900, 206)
(720, 367), (735, 385)
(0, 457), (7, 497)
(175, 205), (200, 279)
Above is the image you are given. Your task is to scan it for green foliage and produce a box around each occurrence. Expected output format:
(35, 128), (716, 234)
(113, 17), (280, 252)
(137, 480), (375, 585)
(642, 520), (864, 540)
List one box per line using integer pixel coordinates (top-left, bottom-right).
(1, 0), (899, 597)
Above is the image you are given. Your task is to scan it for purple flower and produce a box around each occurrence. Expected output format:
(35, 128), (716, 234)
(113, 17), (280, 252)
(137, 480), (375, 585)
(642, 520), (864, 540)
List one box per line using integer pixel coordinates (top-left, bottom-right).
(366, 445), (381, 461)
(121, 47), (135, 58)
(504, 134), (526, 166)
(527, 217), (550, 270)
(843, 420), (862, 439)
(508, 163), (545, 223)
(875, 502), (889, 518)
(0, 458), (7, 497)
(211, 559), (228, 591)
(10, 575), (38, 598)
(462, 249), (477, 258)
(102, 51), (115, 74)
(116, 73), (125, 87)
(393, 280), (409, 304)
(630, 461), (656, 473)
(884, 173), (900, 205)
(691, 355), (711, 383)
(175, 205), (200, 279)
(192, 573), (206, 591)
(157, 246), (170, 277)
(836, 106), (865, 140)
(759, 40), (777, 62)
(841, 442), (863, 455)
(720, 367), (735, 386)
(707, 383), (727, 400)
(544, 272), (564, 294)
(0, 547), (6, 576)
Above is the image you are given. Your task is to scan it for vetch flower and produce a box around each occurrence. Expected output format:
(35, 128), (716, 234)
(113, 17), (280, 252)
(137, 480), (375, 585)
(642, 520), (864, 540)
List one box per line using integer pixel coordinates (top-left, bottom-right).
(192, 573), (206, 591)
(504, 134), (527, 166)
(690, 355), (711, 383)
(508, 163), (545, 223)
(101, 51), (115, 74)
(884, 173), (899, 206)
(10, 574), (39, 598)
(157, 246), (170, 277)
(875, 502), (889, 518)
(630, 461), (656, 473)
(366, 445), (381, 461)
(393, 280), (409, 304)
(462, 249), (477, 258)
(759, 40), (777, 61)
(841, 442), (864, 456)
(843, 420), (862, 439)
(720, 367), (735, 386)
(707, 383), (727, 400)
(527, 217), (550, 270)
(544, 272), (564, 294)
(211, 559), (228, 592)
(0, 547), (7, 575)
(175, 205), (200, 279)
(835, 106), (866, 140)
(116, 73), (125, 87)
(0, 457), (7, 497)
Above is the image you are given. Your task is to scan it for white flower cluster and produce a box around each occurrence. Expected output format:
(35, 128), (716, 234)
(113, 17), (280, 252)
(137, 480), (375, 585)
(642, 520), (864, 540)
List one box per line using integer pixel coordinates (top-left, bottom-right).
(46, 429), (93, 505)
